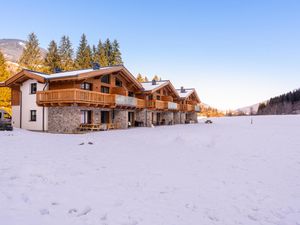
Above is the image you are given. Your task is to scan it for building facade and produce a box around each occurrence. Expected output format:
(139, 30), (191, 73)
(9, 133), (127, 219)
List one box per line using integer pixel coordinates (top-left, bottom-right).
(2, 65), (201, 133)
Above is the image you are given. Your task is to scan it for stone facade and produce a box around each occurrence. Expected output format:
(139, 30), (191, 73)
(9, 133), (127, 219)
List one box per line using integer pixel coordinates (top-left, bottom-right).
(161, 111), (174, 125)
(186, 112), (198, 123)
(114, 109), (128, 129)
(180, 112), (186, 124)
(48, 106), (111, 133)
(48, 106), (197, 133)
(174, 112), (180, 124)
(136, 109), (147, 126)
(48, 106), (81, 133)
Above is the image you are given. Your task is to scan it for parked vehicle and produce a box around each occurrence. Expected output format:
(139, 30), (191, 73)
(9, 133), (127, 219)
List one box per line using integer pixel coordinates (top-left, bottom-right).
(0, 109), (13, 131)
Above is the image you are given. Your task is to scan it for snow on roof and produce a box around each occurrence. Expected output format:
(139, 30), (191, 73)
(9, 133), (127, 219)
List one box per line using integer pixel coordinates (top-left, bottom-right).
(26, 67), (114, 79)
(141, 80), (168, 91)
(176, 88), (194, 98)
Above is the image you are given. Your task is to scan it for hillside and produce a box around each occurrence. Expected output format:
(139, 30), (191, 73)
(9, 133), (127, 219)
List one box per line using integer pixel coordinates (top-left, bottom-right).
(0, 39), (47, 63)
(0, 116), (299, 225)
(235, 103), (260, 115)
(257, 88), (300, 115)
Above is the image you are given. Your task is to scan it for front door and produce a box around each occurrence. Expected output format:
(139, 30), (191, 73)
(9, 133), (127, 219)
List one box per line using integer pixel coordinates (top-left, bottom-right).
(128, 112), (134, 126)
(157, 113), (161, 125)
(101, 111), (110, 124)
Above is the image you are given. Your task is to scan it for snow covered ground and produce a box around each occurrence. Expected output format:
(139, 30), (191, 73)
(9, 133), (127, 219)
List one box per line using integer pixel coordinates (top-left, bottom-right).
(1, 115), (300, 225)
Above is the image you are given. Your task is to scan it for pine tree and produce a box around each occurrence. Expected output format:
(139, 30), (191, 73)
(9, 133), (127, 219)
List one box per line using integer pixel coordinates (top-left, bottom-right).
(104, 38), (113, 66)
(91, 44), (98, 63)
(45, 40), (61, 73)
(58, 35), (74, 71)
(19, 32), (42, 71)
(111, 40), (123, 65)
(153, 75), (159, 81)
(97, 40), (108, 66)
(144, 76), (149, 82)
(136, 73), (144, 82)
(0, 50), (11, 109)
(75, 34), (92, 69)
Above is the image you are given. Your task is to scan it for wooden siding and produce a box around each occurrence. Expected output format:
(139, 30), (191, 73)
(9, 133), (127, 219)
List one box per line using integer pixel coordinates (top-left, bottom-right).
(11, 86), (21, 106)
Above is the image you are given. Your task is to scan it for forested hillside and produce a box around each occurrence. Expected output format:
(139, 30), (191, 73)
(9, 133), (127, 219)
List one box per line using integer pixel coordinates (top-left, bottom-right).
(0, 33), (124, 113)
(257, 89), (300, 115)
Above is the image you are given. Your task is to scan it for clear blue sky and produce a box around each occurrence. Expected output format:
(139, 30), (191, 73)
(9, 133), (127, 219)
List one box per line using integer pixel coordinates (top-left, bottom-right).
(1, 0), (300, 110)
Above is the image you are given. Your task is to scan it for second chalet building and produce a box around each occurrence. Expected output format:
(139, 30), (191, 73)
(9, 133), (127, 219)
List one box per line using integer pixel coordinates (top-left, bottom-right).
(2, 65), (201, 133)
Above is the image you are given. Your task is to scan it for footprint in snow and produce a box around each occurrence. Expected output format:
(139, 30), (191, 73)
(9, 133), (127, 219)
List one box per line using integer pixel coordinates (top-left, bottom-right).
(248, 214), (258, 221)
(77, 206), (92, 217)
(40, 208), (50, 215)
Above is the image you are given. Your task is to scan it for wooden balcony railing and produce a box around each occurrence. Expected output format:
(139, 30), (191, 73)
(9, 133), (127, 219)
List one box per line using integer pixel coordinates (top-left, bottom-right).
(180, 103), (194, 112)
(137, 99), (146, 108)
(146, 100), (165, 110)
(37, 89), (114, 106)
(37, 89), (146, 109)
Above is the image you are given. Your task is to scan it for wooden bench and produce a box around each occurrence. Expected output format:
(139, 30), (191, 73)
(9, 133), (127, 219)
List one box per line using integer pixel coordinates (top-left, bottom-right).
(79, 124), (102, 131)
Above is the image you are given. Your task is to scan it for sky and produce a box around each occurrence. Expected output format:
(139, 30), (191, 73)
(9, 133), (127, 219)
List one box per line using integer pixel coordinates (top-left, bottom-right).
(0, 0), (299, 110)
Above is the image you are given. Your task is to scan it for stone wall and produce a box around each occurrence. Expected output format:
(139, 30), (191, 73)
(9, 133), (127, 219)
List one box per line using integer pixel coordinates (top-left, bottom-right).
(187, 112), (198, 123)
(162, 111), (174, 125)
(174, 112), (180, 124)
(180, 112), (186, 124)
(136, 109), (147, 126)
(114, 109), (128, 129)
(48, 106), (81, 133)
(48, 106), (110, 133)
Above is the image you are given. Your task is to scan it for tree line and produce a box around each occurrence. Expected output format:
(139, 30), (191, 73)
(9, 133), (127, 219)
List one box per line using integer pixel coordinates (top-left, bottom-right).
(19, 32), (123, 73)
(258, 88), (300, 113)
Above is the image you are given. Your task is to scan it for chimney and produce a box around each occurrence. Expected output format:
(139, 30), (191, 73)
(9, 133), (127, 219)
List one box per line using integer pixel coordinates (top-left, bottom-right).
(180, 86), (185, 93)
(53, 67), (62, 73)
(152, 79), (157, 85)
(92, 62), (100, 70)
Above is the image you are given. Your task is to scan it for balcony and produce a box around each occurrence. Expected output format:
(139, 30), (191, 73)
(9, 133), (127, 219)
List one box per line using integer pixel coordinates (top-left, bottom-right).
(146, 100), (166, 110)
(36, 89), (145, 109)
(180, 104), (194, 112)
(194, 105), (201, 112)
(167, 102), (178, 110)
(37, 89), (114, 107)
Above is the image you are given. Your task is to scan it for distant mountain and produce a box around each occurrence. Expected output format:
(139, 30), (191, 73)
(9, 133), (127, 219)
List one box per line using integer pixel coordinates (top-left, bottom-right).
(235, 103), (261, 115)
(0, 39), (47, 63)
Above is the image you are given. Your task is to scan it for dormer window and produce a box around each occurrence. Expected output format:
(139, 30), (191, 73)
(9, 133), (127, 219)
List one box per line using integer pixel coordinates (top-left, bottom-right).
(30, 83), (37, 94)
(115, 78), (122, 87)
(101, 75), (110, 84)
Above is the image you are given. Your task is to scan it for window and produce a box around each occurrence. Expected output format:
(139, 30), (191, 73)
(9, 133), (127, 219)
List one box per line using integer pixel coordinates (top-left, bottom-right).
(30, 83), (37, 94)
(30, 110), (37, 121)
(80, 110), (92, 124)
(80, 82), (92, 90)
(157, 95), (161, 100)
(148, 95), (153, 100)
(101, 75), (110, 84)
(101, 86), (110, 94)
(115, 78), (122, 87)
(128, 91), (134, 97)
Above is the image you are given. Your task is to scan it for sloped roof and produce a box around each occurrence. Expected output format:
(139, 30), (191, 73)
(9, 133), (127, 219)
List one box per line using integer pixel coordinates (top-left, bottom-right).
(141, 80), (180, 98)
(141, 81), (169, 91)
(176, 88), (201, 103)
(3, 65), (143, 90)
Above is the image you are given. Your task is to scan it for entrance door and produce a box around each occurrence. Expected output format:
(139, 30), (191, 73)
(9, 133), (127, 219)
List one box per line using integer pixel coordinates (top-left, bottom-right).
(128, 112), (134, 126)
(101, 111), (110, 124)
(157, 113), (161, 125)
